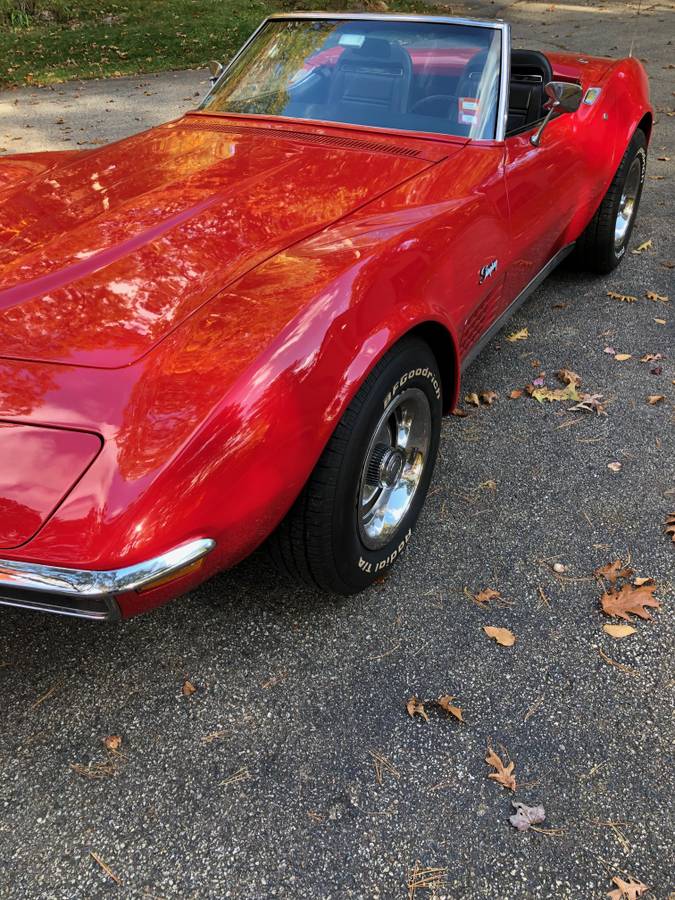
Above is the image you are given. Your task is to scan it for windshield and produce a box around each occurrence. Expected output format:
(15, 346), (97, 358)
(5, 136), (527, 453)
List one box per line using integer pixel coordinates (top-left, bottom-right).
(202, 17), (503, 140)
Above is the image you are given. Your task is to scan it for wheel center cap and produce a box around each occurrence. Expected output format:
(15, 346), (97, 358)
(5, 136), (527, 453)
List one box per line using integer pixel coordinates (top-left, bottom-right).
(380, 448), (405, 487)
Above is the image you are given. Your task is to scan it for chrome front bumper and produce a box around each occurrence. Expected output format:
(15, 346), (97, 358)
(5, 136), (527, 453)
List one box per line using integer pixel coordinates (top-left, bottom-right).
(0, 538), (215, 621)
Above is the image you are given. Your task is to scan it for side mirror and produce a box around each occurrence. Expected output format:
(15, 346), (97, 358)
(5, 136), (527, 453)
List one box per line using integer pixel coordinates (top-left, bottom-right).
(530, 81), (583, 146)
(208, 59), (224, 86)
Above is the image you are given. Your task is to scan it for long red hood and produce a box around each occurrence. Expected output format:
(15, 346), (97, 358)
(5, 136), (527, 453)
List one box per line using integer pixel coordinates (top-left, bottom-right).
(0, 115), (443, 369)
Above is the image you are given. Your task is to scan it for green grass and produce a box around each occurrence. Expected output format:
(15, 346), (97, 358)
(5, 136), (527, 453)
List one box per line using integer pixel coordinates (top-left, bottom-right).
(0, 0), (442, 86)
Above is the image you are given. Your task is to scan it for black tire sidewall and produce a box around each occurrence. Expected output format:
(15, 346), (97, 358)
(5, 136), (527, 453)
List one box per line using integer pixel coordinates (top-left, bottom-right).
(329, 342), (442, 592)
(607, 133), (647, 267)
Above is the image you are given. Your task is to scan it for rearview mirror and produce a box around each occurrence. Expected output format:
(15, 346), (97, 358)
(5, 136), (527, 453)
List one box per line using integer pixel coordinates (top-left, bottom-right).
(530, 81), (583, 146)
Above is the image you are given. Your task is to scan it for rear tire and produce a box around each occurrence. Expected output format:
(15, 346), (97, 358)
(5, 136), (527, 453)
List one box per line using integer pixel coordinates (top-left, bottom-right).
(571, 129), (647, 274)
(268, 337), (443, 594)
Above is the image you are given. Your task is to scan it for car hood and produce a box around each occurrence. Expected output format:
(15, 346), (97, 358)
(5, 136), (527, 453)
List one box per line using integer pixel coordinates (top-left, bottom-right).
(0, 115), (447, 368)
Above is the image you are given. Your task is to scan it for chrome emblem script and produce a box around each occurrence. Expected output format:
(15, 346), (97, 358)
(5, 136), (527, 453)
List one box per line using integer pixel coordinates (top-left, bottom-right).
(479, 259), (498, 284)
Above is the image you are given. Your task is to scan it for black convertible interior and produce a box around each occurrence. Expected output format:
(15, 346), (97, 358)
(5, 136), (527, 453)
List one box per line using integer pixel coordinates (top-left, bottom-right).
(506, 49), (553, 134)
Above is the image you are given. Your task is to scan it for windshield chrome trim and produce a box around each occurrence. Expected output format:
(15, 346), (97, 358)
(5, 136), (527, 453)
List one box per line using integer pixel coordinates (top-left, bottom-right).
(202, 13), (511, 143)
(0, 538), (215, 598)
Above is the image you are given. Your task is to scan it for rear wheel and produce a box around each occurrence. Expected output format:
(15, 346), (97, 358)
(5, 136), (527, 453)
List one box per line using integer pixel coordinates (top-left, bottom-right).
(571, 129), (647, 274)
(268, 337), (443, 594)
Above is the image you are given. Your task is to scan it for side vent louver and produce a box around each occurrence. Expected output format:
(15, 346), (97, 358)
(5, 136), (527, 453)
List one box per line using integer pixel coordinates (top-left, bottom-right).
(177, 120), (422, 159)
(460, 292), (501, 355)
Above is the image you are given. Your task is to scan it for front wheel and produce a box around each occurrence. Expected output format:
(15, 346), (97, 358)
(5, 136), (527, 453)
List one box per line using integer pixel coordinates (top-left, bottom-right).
(571, 128), (647, 274)
(268, 336), (443, 594)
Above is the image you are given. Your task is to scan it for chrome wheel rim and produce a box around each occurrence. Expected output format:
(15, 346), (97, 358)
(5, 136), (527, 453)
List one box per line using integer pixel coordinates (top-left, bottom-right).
(614, 156), (642, 250)
(358, 388), (431, 551)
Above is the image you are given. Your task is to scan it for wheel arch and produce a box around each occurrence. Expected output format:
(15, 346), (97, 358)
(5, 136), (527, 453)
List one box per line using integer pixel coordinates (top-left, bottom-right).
(402, 320), (460, 414)
(636, 111), (652, 143)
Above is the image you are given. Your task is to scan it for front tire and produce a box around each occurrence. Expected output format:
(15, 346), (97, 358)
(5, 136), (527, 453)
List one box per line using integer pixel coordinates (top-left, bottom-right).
(269, 337), (443, 594)
(572, 128), (647, 274)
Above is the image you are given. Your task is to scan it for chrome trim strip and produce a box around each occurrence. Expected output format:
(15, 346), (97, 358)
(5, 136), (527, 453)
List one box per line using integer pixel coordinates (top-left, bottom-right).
(0, 594), (120, 622)
(202, 13), (511, 143)
(0, 538), (216, 599)
(496, 21), (511, 142)
(461, 243), (575, 371)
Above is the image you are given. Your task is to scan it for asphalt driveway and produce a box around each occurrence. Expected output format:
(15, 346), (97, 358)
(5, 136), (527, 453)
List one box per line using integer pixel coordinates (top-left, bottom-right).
(0, 1), (673, 897)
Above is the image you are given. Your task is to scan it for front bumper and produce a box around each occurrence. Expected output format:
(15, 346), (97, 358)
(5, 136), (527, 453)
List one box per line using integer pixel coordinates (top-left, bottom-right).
(0, 538), (215, 621)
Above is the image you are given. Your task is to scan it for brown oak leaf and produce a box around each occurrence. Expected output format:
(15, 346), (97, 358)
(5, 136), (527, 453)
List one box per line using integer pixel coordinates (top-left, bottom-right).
(645, 290), (669, 303)
(406, 695), (429, 722)
(436, 695), (464, 722)
(607, 290), (637, 303)
(451, 407), (469, 417)
(607, 875), (649, 900)
(646, 394), (665, 405)
(557, 368), (582, 387)
(473, 587), (502, 606)
(103, 735), (122, 752)
(600, 583), (661, 621)
(664, 512), (675, 543)
(595, 559), (634, 584)
(569, 392), (607, 415)
(509, 389), (523, 399)
(485, 747), (516, 791)
(464, 392), (480, 407)
(182, 679), (197, 697)
(479, 390), (498, 405)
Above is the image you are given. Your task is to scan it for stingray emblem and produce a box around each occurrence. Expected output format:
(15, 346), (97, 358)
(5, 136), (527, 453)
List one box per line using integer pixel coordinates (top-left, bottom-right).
(479, 259), (498, 284)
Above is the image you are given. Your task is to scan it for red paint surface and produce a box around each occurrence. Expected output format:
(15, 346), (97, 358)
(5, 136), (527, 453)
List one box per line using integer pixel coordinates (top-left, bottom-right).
(0, 423), (101, 548)
(0, 46), (651, 617)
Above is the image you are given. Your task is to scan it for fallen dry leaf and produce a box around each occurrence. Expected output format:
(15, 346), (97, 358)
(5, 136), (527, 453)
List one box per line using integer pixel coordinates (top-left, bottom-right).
(483, 626), (516, 647)
(633, 576), (654, 586)
(509, 389), (523, 399)
(569, 392), (606, 415)
(182, 679), (197, 697)
(406, 695), (429, 722)
(640, 353), (663, 362)
(531, 383), (579, 403)
(654, 317), (667, 324)
(464, 392), (481, 407)
(613, 353), (632, 361)
(645, 290), (669, 303)
(607, 291), (637, 303)
(631, 239), (652, 254)
(664, 512), (675, 543)
(509, 801), (545, 831)
(607, 875), (649, 900)
(506, 327), (529, 342)
(474, 587), (502, 606)
(480, 390), (498, 406)
(603, 623), (637, 639)
(485, 747), (517, 791)
(451, 407), (469, 417)
(646, 394), (665, 405)
(557, 368), (581, 387)
(103, 735), (122, 752)
(595, 559), (634, 584)
(607, 462), (622, 473)
(436, 695), (464, 722)
(600, 583), (661, 621)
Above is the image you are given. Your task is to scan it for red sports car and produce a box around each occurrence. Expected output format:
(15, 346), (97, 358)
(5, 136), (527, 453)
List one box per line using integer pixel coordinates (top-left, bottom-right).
(0, 13), (652, 620)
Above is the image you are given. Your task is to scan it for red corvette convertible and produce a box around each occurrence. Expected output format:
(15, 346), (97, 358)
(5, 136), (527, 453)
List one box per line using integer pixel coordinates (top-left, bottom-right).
(0, 13), (651, 620)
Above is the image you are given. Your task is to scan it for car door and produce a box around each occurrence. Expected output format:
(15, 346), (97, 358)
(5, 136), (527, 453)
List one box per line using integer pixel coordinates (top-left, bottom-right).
(503, 112), (585, 300)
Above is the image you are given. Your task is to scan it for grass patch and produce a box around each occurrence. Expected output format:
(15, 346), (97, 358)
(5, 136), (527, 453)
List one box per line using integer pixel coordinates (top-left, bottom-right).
(0, 0), (443, 87)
